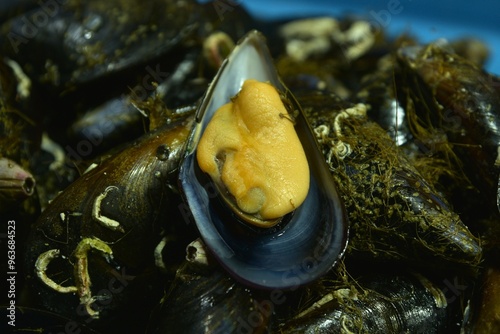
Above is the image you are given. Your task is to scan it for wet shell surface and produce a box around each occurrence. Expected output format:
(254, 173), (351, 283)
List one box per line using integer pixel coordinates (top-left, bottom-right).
(178, 30), (348, 289)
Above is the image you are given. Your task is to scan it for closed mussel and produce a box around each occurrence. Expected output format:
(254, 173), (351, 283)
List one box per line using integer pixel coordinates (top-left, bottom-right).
(298, 90), (481, 270)
(24, 115), (193, 330)
(280, 270), (457, 334)
(148, 239), (270, 334)
(396, 42), (500, 242)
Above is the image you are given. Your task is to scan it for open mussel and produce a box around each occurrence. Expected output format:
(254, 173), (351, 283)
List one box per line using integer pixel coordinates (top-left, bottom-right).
(178, 30), (348, 290)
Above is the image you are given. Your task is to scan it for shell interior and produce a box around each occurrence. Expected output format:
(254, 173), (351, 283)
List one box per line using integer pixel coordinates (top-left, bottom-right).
(179, 30), (348, 289)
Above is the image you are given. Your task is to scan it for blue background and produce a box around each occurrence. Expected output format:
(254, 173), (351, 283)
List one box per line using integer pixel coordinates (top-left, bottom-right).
(214, 0), (500, 75)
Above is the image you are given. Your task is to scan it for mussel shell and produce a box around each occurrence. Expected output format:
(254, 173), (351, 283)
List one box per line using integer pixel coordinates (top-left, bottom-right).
(0, 0), (200, 89)
(463, 265), (500, 334)
(23, 116), (193, 325)
(279, 271), (455, 334)
(179, 30), (348, 290)
(147, 259), (268, 334)
(396, 42), (500, 231)
(298, 90), (482, 270)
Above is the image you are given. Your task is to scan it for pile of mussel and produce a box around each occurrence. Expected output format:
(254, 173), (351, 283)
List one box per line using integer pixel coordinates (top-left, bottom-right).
(1, 1), (500, 333)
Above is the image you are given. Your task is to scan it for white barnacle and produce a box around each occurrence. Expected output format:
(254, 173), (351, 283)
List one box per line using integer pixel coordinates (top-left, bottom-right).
(5, 58), (31, 99)
(154, 236), (168, 272)
(83, 163), (99, 174)
(338, 21), (375, 61)
(494, 146), (500, 167)
(340, 315), (357, 334)
(186, 238), (210, 267)
(295, 288), (359, 320)
(280, 17), (339, 62)
(35, 249), (78, 293)
(41, 133), (66, 172)
(412, 272), (447, 309)
(326, 147), (335, 166)
(295, 292), (335, 319)
(74, 237), (113, 319)
(333, 140), (352, 160)
(92, 185), (124, 233)
(314, 124), (330, 143)
(203, 31), (235, 69)
(334, 103), (368, 137)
